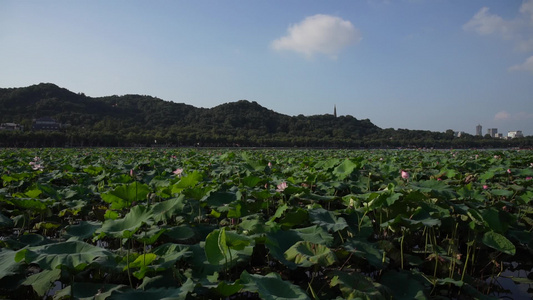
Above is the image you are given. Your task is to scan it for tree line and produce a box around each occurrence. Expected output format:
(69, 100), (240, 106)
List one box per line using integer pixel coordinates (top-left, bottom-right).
(1, 83), (531, 148)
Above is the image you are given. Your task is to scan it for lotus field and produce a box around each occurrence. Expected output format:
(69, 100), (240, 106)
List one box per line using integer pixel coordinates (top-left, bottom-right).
(1, 148), (533, 299)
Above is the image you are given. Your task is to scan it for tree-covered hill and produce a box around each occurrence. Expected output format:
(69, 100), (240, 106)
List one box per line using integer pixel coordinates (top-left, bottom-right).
(0, 83), (531, 148)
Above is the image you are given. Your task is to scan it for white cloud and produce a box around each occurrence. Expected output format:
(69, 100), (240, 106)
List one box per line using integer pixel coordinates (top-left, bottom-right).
(464, 1), (533, 72)
(494, 110), (511, 121)
(509, 55), (533, 72)
(520, 0), (533, 20)
(494, 110), (533, 121)
(463, 1), (533, 50)
(462, 7), (514, 39)
(271, 14), (362, 59)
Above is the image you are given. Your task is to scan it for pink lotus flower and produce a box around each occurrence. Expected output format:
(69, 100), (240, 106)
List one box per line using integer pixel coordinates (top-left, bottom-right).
(268, 162), (272, 168)
(29, 162), (44, 171)
(526, 177), (532, 180)
(29, 157), (44, 171)
(483, 185), (489, 190)
(173, 168), (183, 177)
(507, 169), (512, 174)
(400, 170), (409, 180)
(130, 169), (134, 177)
(276, 182), (288, 192)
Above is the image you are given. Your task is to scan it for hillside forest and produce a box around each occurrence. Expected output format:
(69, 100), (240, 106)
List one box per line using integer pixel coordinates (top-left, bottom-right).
(0, 83), (531, 148)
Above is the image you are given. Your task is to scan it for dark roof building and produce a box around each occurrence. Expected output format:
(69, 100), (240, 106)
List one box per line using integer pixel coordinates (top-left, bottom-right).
(32, 117), (61, 131)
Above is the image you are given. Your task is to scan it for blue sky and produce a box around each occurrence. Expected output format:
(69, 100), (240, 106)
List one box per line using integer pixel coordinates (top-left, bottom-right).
(1, 0), (533, 136)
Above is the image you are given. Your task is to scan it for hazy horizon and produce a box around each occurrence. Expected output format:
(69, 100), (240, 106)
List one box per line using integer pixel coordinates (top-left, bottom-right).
(1, 0), (532, 136)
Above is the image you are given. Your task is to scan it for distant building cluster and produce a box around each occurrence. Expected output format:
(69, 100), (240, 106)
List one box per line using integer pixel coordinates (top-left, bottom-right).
(487, 128), (499, 138)
(474, 124), (523, 139)
(508, 131), (524, 138)
(0, 117), (63, 132)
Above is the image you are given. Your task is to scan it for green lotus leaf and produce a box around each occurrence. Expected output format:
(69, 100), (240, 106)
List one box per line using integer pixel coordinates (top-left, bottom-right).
(37, 183), (60, 200)
(435, 277), (464, 287)
(163, 225), (195, 241)
(96, 205), (154, 239)
(240, 270), (310, 300)
(7, 197), (50, 212)
(284, 241), (336, 267)
(266, 225), (334, 269)
(242, 175), (262, 187)
(83, 165), (104, 175)
(490, 189), (514, 197)
(0, 249), (24, 279)
(171, 171), (203, 194)
(104, 209), (119, 220)
(279, 207), (308, 229)
(518, 191), (533, 205)
(480, 208), (506, 233)
(479, 170), (496, 182)
(138, 272), (179, 290)
(0, 211), (13, 228)
(344, 239), (388, 269)
(409, 180), (455, 199)
(329, 270), (389, 299)
(53, 282), (125, 300)
(107, 279), (194, 300)
(22, 188), (42, 198)
(314, 158), (341, 171)
(308, 208), (348, 232)
(482, 231), (516, 255)
(333, 159), (359, 180)
(150, 196), (186, 223)
(101, 182), (151, 210)
(238, 214), (269, 234)
(242, 152), (268, 172)
(151, 243), (191, 270)
(64, 221), (101, 241)
(267, 204), (289, 224)
(15, 240), (115, 271)
(33, 221), (60, 231)
(134, 227), (166, 244)
(125, 253), (157, 270)
(58, 199), (88, 217)
(205, 191), (237, 207)
(205, 227), (254, 266)
(213, 280), (244, 297)
(21, 268), (61, 296)
(109, 174), (132, 184)
(380, 270), (428, 300)
(251, 189), (272, 201)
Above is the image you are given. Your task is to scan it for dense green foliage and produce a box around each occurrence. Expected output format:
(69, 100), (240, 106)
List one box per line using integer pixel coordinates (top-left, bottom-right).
(1, 83), (531, 148)
(0, 148), (532, 299)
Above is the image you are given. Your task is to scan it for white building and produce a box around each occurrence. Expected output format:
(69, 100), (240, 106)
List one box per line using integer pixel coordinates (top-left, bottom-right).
(508, 131), (524, 138)
(0, 123), (24, 131)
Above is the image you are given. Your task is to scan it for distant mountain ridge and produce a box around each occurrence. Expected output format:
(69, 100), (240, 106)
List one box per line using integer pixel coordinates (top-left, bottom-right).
(1, 83), (529, 148)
